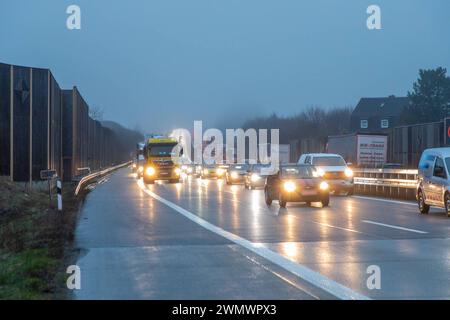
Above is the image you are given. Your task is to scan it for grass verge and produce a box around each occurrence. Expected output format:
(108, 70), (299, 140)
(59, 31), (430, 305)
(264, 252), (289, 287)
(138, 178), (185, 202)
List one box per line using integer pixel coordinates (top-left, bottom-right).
(0, 177), (80, 299)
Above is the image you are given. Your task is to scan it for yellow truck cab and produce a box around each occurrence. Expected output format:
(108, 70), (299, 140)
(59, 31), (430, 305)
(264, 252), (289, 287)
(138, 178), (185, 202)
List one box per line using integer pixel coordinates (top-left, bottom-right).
(143, 137), (181, 184)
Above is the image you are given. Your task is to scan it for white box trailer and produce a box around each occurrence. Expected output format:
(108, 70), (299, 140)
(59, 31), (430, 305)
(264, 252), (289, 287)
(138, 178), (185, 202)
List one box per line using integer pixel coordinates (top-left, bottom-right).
(258, 143), (290, 164)
(327, 133), (388, 167)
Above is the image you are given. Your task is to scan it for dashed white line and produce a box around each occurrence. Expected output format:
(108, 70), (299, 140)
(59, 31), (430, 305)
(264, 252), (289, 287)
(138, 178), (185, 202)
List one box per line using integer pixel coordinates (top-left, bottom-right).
(138, 180), (370, 300)
(362, 220), (428, 234)
(353, 195), (416, 206)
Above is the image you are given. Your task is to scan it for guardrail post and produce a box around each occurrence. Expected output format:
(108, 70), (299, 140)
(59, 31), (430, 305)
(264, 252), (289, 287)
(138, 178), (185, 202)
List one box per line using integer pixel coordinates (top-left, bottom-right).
(57, 179), (62, 211)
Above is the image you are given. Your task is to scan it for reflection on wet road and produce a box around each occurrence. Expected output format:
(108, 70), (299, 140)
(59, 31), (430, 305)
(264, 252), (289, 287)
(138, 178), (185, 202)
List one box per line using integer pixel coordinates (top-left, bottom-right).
(74, 169), (450, 299)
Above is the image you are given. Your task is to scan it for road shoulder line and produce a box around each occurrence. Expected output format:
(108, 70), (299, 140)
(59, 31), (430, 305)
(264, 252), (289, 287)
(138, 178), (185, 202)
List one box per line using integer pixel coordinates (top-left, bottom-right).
(138, 180), (370, 300)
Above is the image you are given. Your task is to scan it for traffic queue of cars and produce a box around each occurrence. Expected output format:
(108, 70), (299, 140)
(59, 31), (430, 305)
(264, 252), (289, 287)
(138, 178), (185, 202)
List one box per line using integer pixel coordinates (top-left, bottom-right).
(132, 152), (356, 209)
(132, 147), (450, 216)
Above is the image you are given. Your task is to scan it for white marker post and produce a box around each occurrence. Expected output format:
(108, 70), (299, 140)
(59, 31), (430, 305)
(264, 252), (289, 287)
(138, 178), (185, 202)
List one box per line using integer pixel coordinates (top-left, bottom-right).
(57, 179), (62, 211)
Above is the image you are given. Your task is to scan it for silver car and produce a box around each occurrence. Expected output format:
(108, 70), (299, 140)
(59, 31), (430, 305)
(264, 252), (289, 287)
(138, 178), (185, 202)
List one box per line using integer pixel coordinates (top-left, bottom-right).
(417, 148), (450, 217)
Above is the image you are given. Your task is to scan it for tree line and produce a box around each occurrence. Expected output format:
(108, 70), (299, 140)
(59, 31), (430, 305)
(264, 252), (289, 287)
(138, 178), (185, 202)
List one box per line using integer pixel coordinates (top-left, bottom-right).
(243, 67), (450, 144)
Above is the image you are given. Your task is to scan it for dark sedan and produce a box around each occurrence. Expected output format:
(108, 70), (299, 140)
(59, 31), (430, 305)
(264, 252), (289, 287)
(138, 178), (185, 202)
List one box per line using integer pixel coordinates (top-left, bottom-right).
(264, 164), (330, 208)
(244, 163), (273, 189)
(226, 164), (249, 185)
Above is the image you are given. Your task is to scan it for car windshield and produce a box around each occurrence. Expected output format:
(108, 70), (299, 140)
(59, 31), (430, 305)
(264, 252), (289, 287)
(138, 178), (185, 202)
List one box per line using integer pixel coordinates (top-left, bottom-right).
(281, 166), (315, 178)
(230, 164), (249, 171)
(444, 158), (450, 173)
(312, 156), (345, 166)
(251, 164), (272, 173)
(149, 144), (177, 156)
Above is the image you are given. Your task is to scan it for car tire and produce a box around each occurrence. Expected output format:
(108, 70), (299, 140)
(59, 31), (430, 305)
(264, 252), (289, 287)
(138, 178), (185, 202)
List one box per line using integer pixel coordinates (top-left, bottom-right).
(264, 188), (272, 206)
(279, 193), (287, 208)
(347, 187), (354, 196)
(321, 196), (330, 207)
(445, 193), (450, 217)
(418, 190), (430, 214)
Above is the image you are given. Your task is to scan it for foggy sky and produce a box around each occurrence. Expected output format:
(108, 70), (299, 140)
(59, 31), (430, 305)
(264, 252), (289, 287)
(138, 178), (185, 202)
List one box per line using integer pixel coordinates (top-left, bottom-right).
(1, 0), (449, 134)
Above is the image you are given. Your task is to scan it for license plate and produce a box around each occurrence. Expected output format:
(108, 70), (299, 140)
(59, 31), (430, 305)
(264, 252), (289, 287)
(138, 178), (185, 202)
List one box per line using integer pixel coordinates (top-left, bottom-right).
(302, 190), (317, 196)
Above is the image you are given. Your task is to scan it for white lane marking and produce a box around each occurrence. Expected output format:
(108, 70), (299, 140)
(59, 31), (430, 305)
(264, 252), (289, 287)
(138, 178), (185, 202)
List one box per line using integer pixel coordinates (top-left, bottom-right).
(137, 180), (370, 300)
(311, 221), (366, 235)
(353, 195), (416, 207)
(362, 220), (428, 234)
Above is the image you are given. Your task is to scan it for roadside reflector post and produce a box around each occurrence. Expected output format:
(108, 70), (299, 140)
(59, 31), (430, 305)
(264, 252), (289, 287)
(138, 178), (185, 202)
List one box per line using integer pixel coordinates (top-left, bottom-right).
(40, 169), (57, 209)
(57, 179), (62, 211)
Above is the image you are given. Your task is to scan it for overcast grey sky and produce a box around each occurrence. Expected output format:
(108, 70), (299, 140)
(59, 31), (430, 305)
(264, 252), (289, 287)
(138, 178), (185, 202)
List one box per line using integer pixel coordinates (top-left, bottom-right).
(1, 0), (449, 133)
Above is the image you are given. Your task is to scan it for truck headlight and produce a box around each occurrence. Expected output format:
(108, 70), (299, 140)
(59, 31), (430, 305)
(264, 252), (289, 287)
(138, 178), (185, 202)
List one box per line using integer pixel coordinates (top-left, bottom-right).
(231, 171), (239, 179)
(319, 181), (329, 190)
(345, 168), (353, 178)
(251, 173), (260, 182)
(283, 181), (296, 192)
(145, 167), (155, 176)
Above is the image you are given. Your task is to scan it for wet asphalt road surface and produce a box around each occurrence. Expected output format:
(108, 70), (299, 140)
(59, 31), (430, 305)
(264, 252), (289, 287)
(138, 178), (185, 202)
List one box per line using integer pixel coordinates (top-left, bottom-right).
(73, 169), (450, 299)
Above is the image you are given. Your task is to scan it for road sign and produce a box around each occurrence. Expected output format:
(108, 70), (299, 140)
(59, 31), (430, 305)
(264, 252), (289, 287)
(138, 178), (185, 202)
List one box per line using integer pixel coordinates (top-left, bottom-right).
(40, 169), (57, 180)
(445, 118), (450, 146)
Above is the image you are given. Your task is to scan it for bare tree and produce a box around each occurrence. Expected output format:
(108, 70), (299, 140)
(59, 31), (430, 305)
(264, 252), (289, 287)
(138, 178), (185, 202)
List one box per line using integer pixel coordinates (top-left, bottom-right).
(89, 106), (104, 121)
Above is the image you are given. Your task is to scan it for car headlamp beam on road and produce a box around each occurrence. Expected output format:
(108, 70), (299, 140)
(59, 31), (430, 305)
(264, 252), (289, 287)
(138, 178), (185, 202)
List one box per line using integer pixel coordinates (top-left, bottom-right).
(145, 167), (156, 176)
(345, 168), (353, 178)
(319, 181), (329, 190)
(283, 181), (297, 192)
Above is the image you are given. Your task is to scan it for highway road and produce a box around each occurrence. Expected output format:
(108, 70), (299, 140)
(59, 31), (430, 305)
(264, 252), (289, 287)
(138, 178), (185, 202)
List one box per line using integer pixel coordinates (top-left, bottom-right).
(73, 168), (450, 300)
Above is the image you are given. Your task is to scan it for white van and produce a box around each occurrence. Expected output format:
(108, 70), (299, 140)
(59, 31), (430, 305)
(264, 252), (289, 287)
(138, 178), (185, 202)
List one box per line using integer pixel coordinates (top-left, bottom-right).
(417, 148), (450, 217)
(298, 153), (354, 195)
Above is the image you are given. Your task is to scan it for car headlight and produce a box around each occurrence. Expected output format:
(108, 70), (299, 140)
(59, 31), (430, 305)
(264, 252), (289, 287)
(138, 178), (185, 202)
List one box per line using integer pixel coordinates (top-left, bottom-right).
(217, 168), (225, 176)
(132, 163), (137, 168)
(314, 168), (325, 177)
(251, 173), (260, 182)
(203, 169), (209, 175)
(138, 166), (144, 173)
(319, 181), (329, 190)
(145, 167), (155, 176)
(187, 167), (193, 173)
(344, 168), (353, 178)
(283, 181), (296, 192)
(231, 171), (239, 179)
(175, 168), (181, 175)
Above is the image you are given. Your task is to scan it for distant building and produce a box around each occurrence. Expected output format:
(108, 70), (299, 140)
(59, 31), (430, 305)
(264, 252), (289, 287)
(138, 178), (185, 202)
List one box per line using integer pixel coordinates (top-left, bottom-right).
(350, 96), (410, 133)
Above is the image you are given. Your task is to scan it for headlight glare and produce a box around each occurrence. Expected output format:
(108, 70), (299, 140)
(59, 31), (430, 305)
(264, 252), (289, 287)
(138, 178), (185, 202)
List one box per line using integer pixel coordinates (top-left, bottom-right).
(145, 167), (155, 176)
(283, 181), (296, 192)
(319, 181), (329, 190)
(345, 168), (353, 178)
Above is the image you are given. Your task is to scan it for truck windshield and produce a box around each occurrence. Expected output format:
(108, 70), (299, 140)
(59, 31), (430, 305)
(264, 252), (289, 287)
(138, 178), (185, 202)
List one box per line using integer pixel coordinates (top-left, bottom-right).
(149, 144), (177, 156)
(313, 156), (345, 166)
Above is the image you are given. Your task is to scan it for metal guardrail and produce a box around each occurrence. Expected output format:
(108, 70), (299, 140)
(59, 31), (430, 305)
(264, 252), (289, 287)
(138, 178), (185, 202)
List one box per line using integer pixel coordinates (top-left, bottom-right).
(75, 161), (131, 196)
(353, 168), (419, 200)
